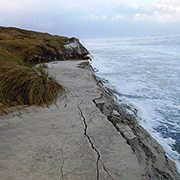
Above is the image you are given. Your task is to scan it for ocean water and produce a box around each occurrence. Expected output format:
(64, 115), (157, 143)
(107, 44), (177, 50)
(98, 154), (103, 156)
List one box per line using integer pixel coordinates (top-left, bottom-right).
(84, 34), (180, 172)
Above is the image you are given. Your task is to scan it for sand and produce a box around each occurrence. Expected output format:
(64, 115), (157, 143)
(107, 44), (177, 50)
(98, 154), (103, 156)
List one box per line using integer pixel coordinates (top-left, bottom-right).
(0, 60), (179, 180)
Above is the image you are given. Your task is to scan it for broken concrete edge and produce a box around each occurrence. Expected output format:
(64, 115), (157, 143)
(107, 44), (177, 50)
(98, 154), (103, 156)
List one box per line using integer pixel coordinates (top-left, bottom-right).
(116, 123), (137, 149)
(77, 61), (180, 180)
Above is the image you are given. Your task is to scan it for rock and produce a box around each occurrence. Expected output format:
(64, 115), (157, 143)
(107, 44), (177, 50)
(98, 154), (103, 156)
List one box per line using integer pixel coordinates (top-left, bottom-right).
(31, 55), (39, 63)
(63, 37), (90, 60)
(30, 38), (90, 63)
(112, 110), (120, 116)
(94, 99), (105, 112)
(57, 49), (64, 60)
(108, 110), (123, 124)
(109, 115), (122, 124)
(116, 123), (137, 148)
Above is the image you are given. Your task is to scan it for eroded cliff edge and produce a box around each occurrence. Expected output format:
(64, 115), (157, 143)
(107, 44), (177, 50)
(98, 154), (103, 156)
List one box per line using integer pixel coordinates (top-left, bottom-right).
(78, 61), (180, 180)
(0, 60), (180, 179)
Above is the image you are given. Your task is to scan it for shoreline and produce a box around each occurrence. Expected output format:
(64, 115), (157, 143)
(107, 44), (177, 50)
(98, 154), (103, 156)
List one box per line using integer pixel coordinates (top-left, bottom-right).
(95, 74), (180, 168)
(80, 61), (180, 179)
(0, 60), (179, 179)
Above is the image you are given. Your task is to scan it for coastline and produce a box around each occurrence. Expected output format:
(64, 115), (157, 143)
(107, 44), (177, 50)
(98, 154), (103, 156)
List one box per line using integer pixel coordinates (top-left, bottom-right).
(81, 61), (180, 179)
(0, 60), (179, 179)
(85, 35), (180, 172)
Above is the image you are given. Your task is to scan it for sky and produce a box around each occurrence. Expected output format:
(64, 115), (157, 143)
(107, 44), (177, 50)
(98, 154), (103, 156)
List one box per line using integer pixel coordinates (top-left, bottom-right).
(0, 0), (180, 39)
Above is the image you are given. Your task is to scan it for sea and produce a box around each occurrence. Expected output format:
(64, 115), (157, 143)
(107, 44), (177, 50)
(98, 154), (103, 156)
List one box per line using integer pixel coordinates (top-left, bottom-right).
(83, 34), (180, 173)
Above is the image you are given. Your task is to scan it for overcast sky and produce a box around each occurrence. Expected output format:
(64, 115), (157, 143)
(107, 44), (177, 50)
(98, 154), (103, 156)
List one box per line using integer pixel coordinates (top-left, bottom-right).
(0, 0), (180, 39)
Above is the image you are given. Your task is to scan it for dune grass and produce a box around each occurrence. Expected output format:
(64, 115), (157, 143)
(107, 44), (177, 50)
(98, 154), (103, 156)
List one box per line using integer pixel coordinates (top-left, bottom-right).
(0, 27), (67, 114)
(0, 63), (66, 113)
(0, 26), (69, 64)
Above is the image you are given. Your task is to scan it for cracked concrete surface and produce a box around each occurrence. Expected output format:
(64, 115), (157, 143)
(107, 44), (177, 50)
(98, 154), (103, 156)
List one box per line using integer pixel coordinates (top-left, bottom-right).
(0, 61), (150, 179)
(77, 101), (100, 180)
(77, 101), (115, 180)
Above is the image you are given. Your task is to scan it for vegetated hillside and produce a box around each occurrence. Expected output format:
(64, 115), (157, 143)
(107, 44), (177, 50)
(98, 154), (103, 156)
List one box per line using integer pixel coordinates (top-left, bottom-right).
(0, 27), (82, 113)
(0, 26), (71, 65)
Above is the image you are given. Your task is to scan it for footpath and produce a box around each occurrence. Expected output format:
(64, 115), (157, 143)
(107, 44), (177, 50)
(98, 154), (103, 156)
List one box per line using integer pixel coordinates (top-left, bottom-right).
(0, 61), (179, 180)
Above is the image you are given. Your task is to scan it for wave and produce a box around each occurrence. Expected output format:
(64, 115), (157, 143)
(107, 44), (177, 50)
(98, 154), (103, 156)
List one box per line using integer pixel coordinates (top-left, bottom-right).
(85, 34), (180, 173)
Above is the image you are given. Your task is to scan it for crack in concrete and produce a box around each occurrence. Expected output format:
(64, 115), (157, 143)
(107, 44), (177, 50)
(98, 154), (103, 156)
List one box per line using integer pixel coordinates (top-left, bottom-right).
(100, 160), (114, 180)
(60, 146), (65, 180)
(77, 100), (100, 180)
(77, 100), (114, 180)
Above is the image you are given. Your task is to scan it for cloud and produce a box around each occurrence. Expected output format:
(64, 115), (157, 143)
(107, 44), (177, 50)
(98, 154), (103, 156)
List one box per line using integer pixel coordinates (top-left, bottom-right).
(135, 13), (140, 21)
(158, 1), (180, 11)
(111, 15), (125, 21)
(87, 15), (99, 20)
(0, 0), (180, 38)
(101, 15), (107, 19)
(86, 14), (108, 21)
(157, 0), (180, 11)
(130, 0), (180, 23)
(1, 0), (179, 24)
(153, 11), (173, 23)
(138, 4), (158, 15)
(156, 0), (180, 21)
(112, 4), (137, 18)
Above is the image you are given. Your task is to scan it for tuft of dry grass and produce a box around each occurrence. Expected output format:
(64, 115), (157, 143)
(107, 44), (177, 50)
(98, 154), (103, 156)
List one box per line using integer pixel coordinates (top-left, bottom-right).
(0, 63), (66, 114)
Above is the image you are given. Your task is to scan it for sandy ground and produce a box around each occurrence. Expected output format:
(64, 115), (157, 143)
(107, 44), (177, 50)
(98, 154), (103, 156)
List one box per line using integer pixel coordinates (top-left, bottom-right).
(0, 60), (179, 180)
